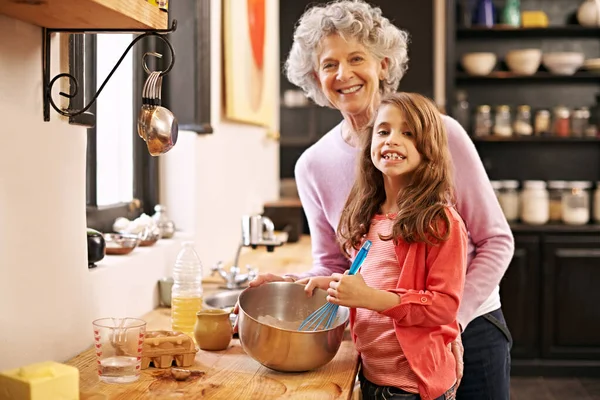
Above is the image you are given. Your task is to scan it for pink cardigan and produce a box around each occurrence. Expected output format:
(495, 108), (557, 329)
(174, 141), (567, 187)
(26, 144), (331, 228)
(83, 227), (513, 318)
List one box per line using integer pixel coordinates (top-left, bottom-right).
(350, 207), (468, 400)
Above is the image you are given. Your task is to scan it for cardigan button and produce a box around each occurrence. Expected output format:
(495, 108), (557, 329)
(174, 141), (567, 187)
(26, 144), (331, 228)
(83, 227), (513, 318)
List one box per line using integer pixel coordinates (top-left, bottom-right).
(420, 297), (427, 303)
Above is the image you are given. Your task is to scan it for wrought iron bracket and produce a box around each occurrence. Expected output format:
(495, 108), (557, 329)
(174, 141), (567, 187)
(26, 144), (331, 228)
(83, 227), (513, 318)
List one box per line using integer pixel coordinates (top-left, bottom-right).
(42, 20), (177, 122)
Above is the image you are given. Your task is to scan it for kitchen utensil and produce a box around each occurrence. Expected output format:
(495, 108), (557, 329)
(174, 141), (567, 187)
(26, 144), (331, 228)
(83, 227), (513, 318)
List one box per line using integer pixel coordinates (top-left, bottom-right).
(542, 52), (584, 75)
(461, 52), (497, 76)
(298, 240), (372, 332)
(505, 49), (542, 76)
(137, 61), (179, 156)
(92, 318), (146, 384)
(237, 282), (349, 372)
(194, 309), (233, 351)
(102, 233), (140, 255)
(87, 228), (106, 268)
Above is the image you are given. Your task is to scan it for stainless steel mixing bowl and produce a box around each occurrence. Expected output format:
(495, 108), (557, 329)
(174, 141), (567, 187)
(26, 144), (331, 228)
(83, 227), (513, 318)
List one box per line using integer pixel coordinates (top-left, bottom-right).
(237, 282), (349, 372)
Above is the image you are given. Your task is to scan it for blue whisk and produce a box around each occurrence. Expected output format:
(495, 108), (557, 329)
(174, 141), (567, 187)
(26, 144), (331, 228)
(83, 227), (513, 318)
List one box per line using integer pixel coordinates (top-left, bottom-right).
(298, 240), (372, 331)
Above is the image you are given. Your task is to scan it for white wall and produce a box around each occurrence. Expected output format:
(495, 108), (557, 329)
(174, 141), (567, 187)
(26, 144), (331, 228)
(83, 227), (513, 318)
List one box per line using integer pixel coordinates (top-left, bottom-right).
(0, 17), (92, 368)
(160, 0), (280, 270)
(0, 0), (280, 370)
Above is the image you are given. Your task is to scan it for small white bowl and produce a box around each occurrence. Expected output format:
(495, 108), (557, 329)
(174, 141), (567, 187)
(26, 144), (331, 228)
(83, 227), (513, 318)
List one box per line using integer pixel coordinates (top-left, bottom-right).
(505, 49), (542, 76)
(542, 52), (585, 75)
(461, 52), (497, 76)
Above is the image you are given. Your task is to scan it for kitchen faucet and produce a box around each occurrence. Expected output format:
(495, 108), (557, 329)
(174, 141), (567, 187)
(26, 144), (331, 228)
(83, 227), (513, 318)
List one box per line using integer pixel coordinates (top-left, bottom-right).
(211, 214), (286, 290)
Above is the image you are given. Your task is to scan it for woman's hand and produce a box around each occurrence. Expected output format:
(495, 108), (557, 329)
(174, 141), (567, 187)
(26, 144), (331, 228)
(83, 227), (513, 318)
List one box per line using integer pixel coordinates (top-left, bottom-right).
(326, 272), (374, 309)
(296, 276), (337, 297)
(232, 273), (294, 333)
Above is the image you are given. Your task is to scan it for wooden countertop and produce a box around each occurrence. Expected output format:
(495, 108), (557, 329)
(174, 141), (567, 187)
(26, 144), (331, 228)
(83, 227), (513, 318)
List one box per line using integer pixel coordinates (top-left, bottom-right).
(67, 236), (360, 400)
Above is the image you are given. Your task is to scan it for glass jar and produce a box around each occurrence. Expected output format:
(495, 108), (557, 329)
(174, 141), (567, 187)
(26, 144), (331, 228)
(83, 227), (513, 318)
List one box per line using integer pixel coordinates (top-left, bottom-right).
(514, 105), (533, 136)
(552, 106), (570, 137)
(474, 105), (493, 137)
(521, 180), (549, 225)
(562, 181), (592, 225)
(494, 105), (513, 137)
(547, 180), (567, 223)
(499, 180), (520, 222)
(491, 180), (502, 201)
(570, 108), (589, 137)
(534, 109), (551, 136)
(594, 182), (600, 223)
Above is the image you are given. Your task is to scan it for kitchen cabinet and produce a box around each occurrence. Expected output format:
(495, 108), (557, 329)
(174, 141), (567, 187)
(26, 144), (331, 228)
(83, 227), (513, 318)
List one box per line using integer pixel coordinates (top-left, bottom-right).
(0, 0), (167, 30)
(500, 229), (600, 376)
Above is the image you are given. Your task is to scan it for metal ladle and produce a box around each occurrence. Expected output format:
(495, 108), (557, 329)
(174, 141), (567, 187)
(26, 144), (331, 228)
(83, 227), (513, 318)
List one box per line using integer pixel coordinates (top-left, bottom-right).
(137, 53), (179, 156)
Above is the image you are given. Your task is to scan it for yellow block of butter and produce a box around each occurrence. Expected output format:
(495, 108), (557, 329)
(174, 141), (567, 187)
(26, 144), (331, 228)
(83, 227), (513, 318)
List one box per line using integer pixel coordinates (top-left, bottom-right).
(521, 11), (549, 27)
(0, 361), (79, 400)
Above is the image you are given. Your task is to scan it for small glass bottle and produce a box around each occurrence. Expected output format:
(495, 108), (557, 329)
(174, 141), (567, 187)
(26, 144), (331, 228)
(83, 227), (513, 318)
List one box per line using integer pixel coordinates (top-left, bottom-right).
(552, 106), (571, 137)
(514, 105), (533, 136)
(547, 180), (567, 223)
(570, 108), (589, 137)
(499, 180), (520, 222)
(453, 90), (471, 133)
(534, 109), (551, 136)
(474, 105), (493, 137)
(562, 181), (592, 225)
(521, 180), (549, 225)
(494, 105), (513, 137)
(594, 182), (600, 223)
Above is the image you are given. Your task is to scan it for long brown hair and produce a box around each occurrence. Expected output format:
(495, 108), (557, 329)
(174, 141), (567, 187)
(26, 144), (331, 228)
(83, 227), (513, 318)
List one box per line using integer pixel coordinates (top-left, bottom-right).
(337, 92), (455, 256)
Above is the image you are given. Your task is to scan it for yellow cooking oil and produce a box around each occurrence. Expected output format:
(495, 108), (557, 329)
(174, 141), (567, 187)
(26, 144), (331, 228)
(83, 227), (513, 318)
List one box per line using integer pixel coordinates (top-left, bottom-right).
(171, 296), (203, 336)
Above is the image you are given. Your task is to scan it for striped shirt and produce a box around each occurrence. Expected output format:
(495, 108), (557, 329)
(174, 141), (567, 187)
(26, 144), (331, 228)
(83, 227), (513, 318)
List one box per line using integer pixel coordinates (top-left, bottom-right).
(353, 215), (419, 392)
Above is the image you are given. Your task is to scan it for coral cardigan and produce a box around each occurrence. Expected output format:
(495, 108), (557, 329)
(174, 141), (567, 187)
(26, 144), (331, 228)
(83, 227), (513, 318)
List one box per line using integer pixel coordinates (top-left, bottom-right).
(349, 207), (468, 400)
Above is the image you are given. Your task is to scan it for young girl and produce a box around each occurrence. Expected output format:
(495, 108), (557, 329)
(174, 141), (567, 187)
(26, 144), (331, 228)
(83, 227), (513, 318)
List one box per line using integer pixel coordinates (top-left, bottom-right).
(318, 92), (468, 400)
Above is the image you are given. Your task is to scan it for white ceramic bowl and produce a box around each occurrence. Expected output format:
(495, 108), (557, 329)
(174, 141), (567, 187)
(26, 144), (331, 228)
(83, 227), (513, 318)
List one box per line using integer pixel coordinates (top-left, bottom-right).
(461, 52), (497, 76)
(542, 52), (585, 75)
(584, 58), (600, 74)
(505, 49), (542, 75)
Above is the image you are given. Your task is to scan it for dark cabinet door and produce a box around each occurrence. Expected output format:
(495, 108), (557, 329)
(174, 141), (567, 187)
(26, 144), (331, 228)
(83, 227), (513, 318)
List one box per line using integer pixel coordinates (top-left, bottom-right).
(500, 234), (541, 359)
(542, 235), (600, 360)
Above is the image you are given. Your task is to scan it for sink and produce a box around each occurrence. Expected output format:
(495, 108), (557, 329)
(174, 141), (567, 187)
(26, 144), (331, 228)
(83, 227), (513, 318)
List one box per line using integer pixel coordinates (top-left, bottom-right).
(204, 289), (244, 310)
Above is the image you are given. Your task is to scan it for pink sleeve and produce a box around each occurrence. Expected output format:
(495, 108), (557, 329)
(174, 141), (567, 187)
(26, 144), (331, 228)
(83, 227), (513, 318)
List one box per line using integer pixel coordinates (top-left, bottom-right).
(286, 156), (349, 280)
(381, 211), (468, 327)
(444, 116), (515, 329)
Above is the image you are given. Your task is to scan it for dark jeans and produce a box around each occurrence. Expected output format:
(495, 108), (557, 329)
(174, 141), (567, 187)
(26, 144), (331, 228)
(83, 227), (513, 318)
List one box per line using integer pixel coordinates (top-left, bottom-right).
(359, 372), (456, 400)
(456, 308), (512, 400)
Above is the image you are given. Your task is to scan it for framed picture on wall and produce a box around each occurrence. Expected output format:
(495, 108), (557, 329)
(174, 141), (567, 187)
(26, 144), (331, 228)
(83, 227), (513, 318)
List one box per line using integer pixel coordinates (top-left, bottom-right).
(223, 0), (277, 130)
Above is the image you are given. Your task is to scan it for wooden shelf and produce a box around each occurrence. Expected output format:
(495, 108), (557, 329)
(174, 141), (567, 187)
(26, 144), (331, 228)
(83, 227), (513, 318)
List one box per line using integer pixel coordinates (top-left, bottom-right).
(0, 0), (168, 30)
(456, 71), (600, 83)
(457, 26), (600, 39)
(510, 223), (600, 233)
(472, 136), (600, 143)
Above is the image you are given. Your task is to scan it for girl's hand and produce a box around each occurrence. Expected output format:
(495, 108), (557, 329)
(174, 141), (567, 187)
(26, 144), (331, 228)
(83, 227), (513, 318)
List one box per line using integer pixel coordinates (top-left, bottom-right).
(326, 272), (373, 308)
(296, 276), (337, 297)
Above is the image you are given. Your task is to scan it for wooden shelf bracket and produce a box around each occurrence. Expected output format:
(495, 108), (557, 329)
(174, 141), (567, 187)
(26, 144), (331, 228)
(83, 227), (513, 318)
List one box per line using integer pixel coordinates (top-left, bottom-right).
(42, 20), (177, 122)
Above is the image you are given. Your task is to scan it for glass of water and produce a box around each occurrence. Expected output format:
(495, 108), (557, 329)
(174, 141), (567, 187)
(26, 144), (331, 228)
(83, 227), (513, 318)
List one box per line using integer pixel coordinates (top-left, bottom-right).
(92, 317), (146, 383)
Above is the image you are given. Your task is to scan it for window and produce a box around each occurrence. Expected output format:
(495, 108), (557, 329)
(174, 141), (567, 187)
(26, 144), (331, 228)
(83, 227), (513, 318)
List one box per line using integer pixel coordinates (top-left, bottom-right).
(69, 34), (159, 232)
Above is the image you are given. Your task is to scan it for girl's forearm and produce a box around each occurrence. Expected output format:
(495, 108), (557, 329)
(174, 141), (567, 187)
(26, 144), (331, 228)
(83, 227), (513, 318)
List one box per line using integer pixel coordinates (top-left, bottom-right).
(366, 288), (401, 312)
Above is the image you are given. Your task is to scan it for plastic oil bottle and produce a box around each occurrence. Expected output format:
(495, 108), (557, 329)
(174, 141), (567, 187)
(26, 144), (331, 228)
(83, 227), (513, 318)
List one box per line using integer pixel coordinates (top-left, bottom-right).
(171, 241), (204, 337)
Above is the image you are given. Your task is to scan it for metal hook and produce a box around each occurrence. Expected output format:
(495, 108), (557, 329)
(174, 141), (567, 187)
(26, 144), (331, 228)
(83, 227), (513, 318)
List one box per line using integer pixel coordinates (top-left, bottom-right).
(143, 52), (163, 75)
(43, 20), (177, 121)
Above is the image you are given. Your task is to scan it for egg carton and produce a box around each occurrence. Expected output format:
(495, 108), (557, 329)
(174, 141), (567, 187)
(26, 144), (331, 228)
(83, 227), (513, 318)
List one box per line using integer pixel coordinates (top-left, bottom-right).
(141, 330), (197, 369)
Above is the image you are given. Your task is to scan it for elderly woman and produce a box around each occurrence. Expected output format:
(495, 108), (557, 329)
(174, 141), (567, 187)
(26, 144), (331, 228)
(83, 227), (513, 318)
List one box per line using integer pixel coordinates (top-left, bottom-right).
(251, 1), (514, 399)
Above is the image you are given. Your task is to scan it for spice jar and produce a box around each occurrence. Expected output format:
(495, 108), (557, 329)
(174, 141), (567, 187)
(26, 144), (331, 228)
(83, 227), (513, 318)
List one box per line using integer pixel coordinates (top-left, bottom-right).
(514, 105), (533, 136)
(571, 108), (589, 137)
(562, 181), (592, 225)
(547, 180), (567, 222)
(499, 180), (520, 222)
(521, 180), (549, 225)
(491, 180), (502, 201)
(594, 182), (600, 223)
(474, 105), (493, 137)
(494, 105), (513, 137)
(534, 109), (551, 136)
(552, 106), (570, 137)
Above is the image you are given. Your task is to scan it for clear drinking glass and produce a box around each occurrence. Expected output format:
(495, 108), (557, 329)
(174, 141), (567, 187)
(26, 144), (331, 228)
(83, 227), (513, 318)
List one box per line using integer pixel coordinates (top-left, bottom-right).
(92, 317), (146, 383)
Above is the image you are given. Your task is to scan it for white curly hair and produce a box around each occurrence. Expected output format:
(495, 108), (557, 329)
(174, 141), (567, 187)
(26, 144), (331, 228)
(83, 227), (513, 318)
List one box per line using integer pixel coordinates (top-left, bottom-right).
(284, 0), (410, 108)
